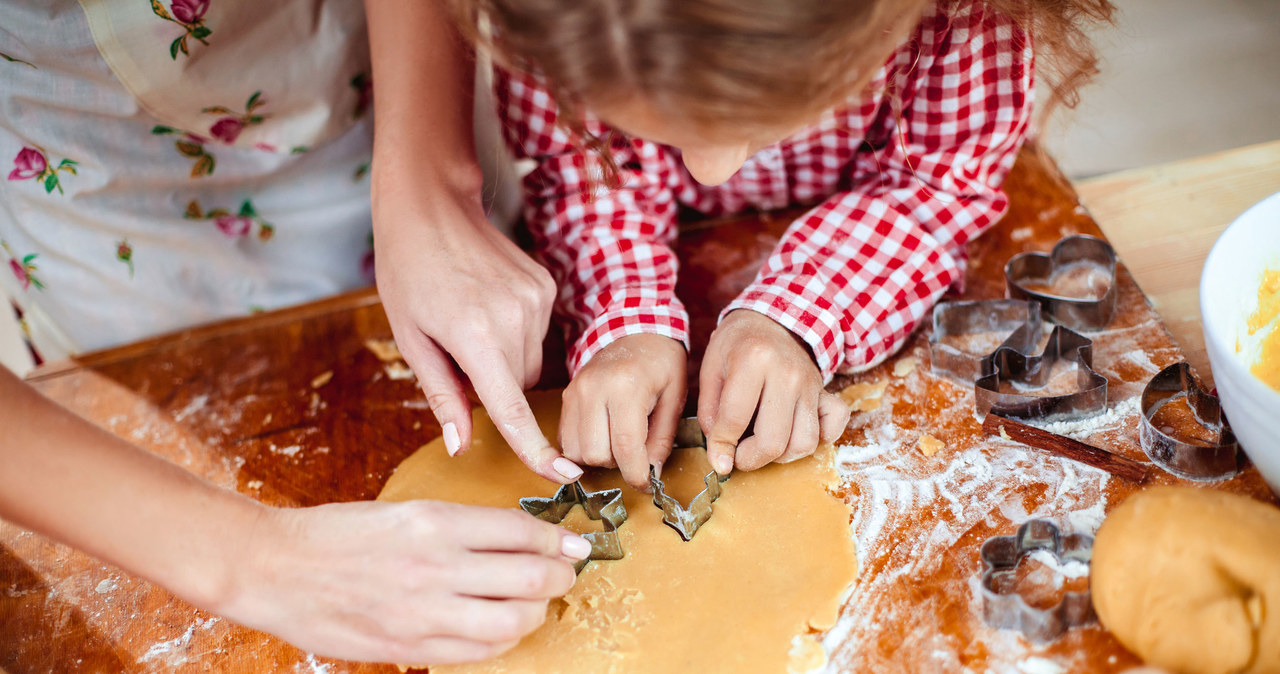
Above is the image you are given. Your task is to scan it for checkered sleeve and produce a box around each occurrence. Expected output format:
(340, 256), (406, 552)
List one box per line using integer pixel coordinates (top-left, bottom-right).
(724, 4), (1034, 381)
(495, 68), (688, 375)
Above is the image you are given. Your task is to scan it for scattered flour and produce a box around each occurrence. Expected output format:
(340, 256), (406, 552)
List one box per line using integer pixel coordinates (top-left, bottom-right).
(1025, 549), (1090, 580)
(171, 394), (209, 423)
(1018, 656), (1067, 674)
(271, 444), (303, 457)
(94, 577), (119, 594)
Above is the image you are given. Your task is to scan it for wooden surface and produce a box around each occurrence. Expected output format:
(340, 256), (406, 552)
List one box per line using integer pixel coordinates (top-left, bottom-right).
(2, 146), (1276, 673)
(1077, 139), (1280, 389)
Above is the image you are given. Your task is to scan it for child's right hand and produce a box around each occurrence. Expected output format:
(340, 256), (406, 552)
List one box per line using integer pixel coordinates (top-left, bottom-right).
(558, 334), (687, 490)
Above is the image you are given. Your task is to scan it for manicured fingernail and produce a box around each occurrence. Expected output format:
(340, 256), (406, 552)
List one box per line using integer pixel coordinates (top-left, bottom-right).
(442, 422), (461, 457)
(561, 535), (592, 560)
(713, 455), (733, 474)
(553, 457), (584, 481)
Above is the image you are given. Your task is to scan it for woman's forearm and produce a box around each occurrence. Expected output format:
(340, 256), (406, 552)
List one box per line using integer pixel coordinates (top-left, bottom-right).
(365, 0), (483, 200)
(0, 367), (261, 611)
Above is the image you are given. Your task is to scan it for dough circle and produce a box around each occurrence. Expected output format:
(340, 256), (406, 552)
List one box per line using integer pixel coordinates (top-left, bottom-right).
(1092, 486), (1280, 674)
(377, 390), (858, 674)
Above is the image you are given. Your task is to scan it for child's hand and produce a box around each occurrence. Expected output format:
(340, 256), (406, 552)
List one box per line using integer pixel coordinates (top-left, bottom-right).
(698, 310), (851, 473)
(559, 334), (687, 490)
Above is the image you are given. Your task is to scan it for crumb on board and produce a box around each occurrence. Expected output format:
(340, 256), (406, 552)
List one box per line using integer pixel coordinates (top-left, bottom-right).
(917, 434), (945, 457)
(385, 361), (416, 381)
(246, 479), (264, 490)
(999, 424), (1012, 441)
(838, 378), (890, 412)
(310, 370), (334, 389)
(365, 338), (403, 363)
(892, 356), (919, 378)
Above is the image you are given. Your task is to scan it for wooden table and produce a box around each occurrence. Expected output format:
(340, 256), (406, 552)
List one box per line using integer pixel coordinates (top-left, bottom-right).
(2, 146), (1276, 673)
(1077, 139), (1280, 389)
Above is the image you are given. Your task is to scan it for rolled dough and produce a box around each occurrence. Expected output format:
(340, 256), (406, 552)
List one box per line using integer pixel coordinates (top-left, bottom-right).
(378, 390), (858, 673)
(1092, 487), (1280, 674)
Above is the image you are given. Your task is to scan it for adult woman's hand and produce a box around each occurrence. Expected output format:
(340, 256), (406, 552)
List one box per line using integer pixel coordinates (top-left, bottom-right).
(366, 0), (582, 483)
(220, 500), (586, 665)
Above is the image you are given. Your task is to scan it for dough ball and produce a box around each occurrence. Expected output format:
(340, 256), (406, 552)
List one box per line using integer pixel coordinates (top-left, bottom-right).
(1092, 487), (1280, 674)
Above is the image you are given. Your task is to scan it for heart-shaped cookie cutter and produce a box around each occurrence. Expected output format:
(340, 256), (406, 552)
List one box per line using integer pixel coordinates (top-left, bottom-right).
(1140, 362), (1244, 480)
(519, 481), (627, 573)
(979, 519), (1096, 644)
(975, 324), (1109, 422)
(929, 299), (1043, 384)
(1006, 235), (1118, 332)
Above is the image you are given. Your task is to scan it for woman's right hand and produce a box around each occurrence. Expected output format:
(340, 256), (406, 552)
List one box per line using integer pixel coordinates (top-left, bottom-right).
(217, 500), (589, 665)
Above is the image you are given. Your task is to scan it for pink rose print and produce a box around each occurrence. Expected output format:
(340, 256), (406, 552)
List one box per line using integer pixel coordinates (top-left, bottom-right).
(150, 0), (213, 59)
(186, 199), (275, 242)
(2, 240), (45, 291)
(169, 0), (209, 24)
(202, 92), (268, 147)
(8, 147), (45, 180)
(350, 72), (372, 119)
(8, 146), (77, 195)
(116, 239), (135, 279)
(214, 214), (252, 238)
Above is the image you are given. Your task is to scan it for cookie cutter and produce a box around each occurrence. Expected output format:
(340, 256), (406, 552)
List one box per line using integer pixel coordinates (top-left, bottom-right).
(1139, 362), (1244, 481)
(1006, 235), (1118, 332)
(519, 481), (627, 573)
(649, 417), (729, 541)
(929, 299), (1043, 383)
(979, 519), (1096, 644)
(975, 324), (1109, 422)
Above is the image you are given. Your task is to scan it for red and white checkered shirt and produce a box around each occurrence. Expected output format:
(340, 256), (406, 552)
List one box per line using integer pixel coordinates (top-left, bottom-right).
(495, 1), (1033, 381)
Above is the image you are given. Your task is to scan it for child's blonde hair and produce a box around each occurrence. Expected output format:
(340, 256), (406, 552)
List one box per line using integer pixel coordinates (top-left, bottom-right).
(453, 0), (1113, 177)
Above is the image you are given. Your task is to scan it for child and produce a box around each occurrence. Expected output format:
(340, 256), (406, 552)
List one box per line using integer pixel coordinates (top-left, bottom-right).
(451, 0), (1112, 490)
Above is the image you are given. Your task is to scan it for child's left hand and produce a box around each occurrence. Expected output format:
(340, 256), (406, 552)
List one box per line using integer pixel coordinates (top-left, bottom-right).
(698, 310), (851, 474)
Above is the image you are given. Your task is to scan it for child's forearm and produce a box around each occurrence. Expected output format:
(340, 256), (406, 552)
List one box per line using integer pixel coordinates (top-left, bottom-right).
(0, 366), (261, 612)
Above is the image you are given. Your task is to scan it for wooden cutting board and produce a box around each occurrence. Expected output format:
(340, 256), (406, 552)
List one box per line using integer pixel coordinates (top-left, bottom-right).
(2, 146), (1274, 673)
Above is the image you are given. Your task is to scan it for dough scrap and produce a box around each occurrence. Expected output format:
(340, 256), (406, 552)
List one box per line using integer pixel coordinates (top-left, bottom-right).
(1092, 487), (1280, 674)
(916, 434), (944, 457)
(365, 338), (403, 363)
(838, 379), (889, 412)
(378, 390), (858, 674)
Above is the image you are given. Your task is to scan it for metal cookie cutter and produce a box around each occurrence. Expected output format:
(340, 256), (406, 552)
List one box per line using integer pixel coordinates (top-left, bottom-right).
(975, 325), (1109, 422)
(1140, 362), (1244, 480)
(519, 482), (627, 573)
(980, 519), (1096, 644)
(929, 299), (1043, 383)
(1006, 235), (1119, 332)
(649, 417), (729, 541)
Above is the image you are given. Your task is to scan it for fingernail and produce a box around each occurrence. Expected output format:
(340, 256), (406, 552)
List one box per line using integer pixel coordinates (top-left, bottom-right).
(553, 457), (584, 481)
(561, 535), (592, 560)
(442, 422), (461, 457)
(713, 455), (734, 474)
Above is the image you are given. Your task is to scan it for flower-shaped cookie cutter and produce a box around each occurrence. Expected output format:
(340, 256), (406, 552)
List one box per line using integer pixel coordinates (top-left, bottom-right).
(1006, 235), (1118, 332)
(519, 481), (627, 573)
(1140, 362), (1244, 480)
(929, 299), (1044, 384)
(975, 325), (1109, 422)
(979, 519), (1096, 644)
(649, 417), (729, 541)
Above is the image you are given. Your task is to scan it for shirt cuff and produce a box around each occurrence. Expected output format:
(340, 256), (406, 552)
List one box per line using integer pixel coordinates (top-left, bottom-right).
(568, 300), (691, 375)
(723, 282), (847, 383)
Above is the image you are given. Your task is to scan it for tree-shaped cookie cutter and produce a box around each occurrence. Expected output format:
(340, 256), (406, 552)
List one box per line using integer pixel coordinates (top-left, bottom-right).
(519, 482), (627, 573)
(649, 417), (729, 542)
(1140, 361), (1244, 480)
(1006, 235), (1119, 332)
(979, 519), (1096, 644)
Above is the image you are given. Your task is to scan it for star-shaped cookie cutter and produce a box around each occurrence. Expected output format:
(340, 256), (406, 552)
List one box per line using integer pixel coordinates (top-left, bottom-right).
(975, 323), (1109, 422)
(519, 482), (627, 573)
(1006, 234), (1118, 332)
(649, 417), (729, 542)
(1140, 361), (1244, 480)
(979, 519), (1096, 644)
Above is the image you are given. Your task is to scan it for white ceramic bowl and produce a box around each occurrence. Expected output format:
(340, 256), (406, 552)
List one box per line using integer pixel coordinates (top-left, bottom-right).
(1200, 190), (1280, 495)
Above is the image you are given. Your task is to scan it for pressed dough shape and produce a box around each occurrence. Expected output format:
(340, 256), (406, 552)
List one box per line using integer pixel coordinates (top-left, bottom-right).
(1092, 487), (1280, 674)
(378, 390), (858, 674)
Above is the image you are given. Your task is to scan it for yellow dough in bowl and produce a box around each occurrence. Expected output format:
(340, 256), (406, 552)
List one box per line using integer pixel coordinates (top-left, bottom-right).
(378, 390), (858, 674)
(1092, 487), (1280, 674)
